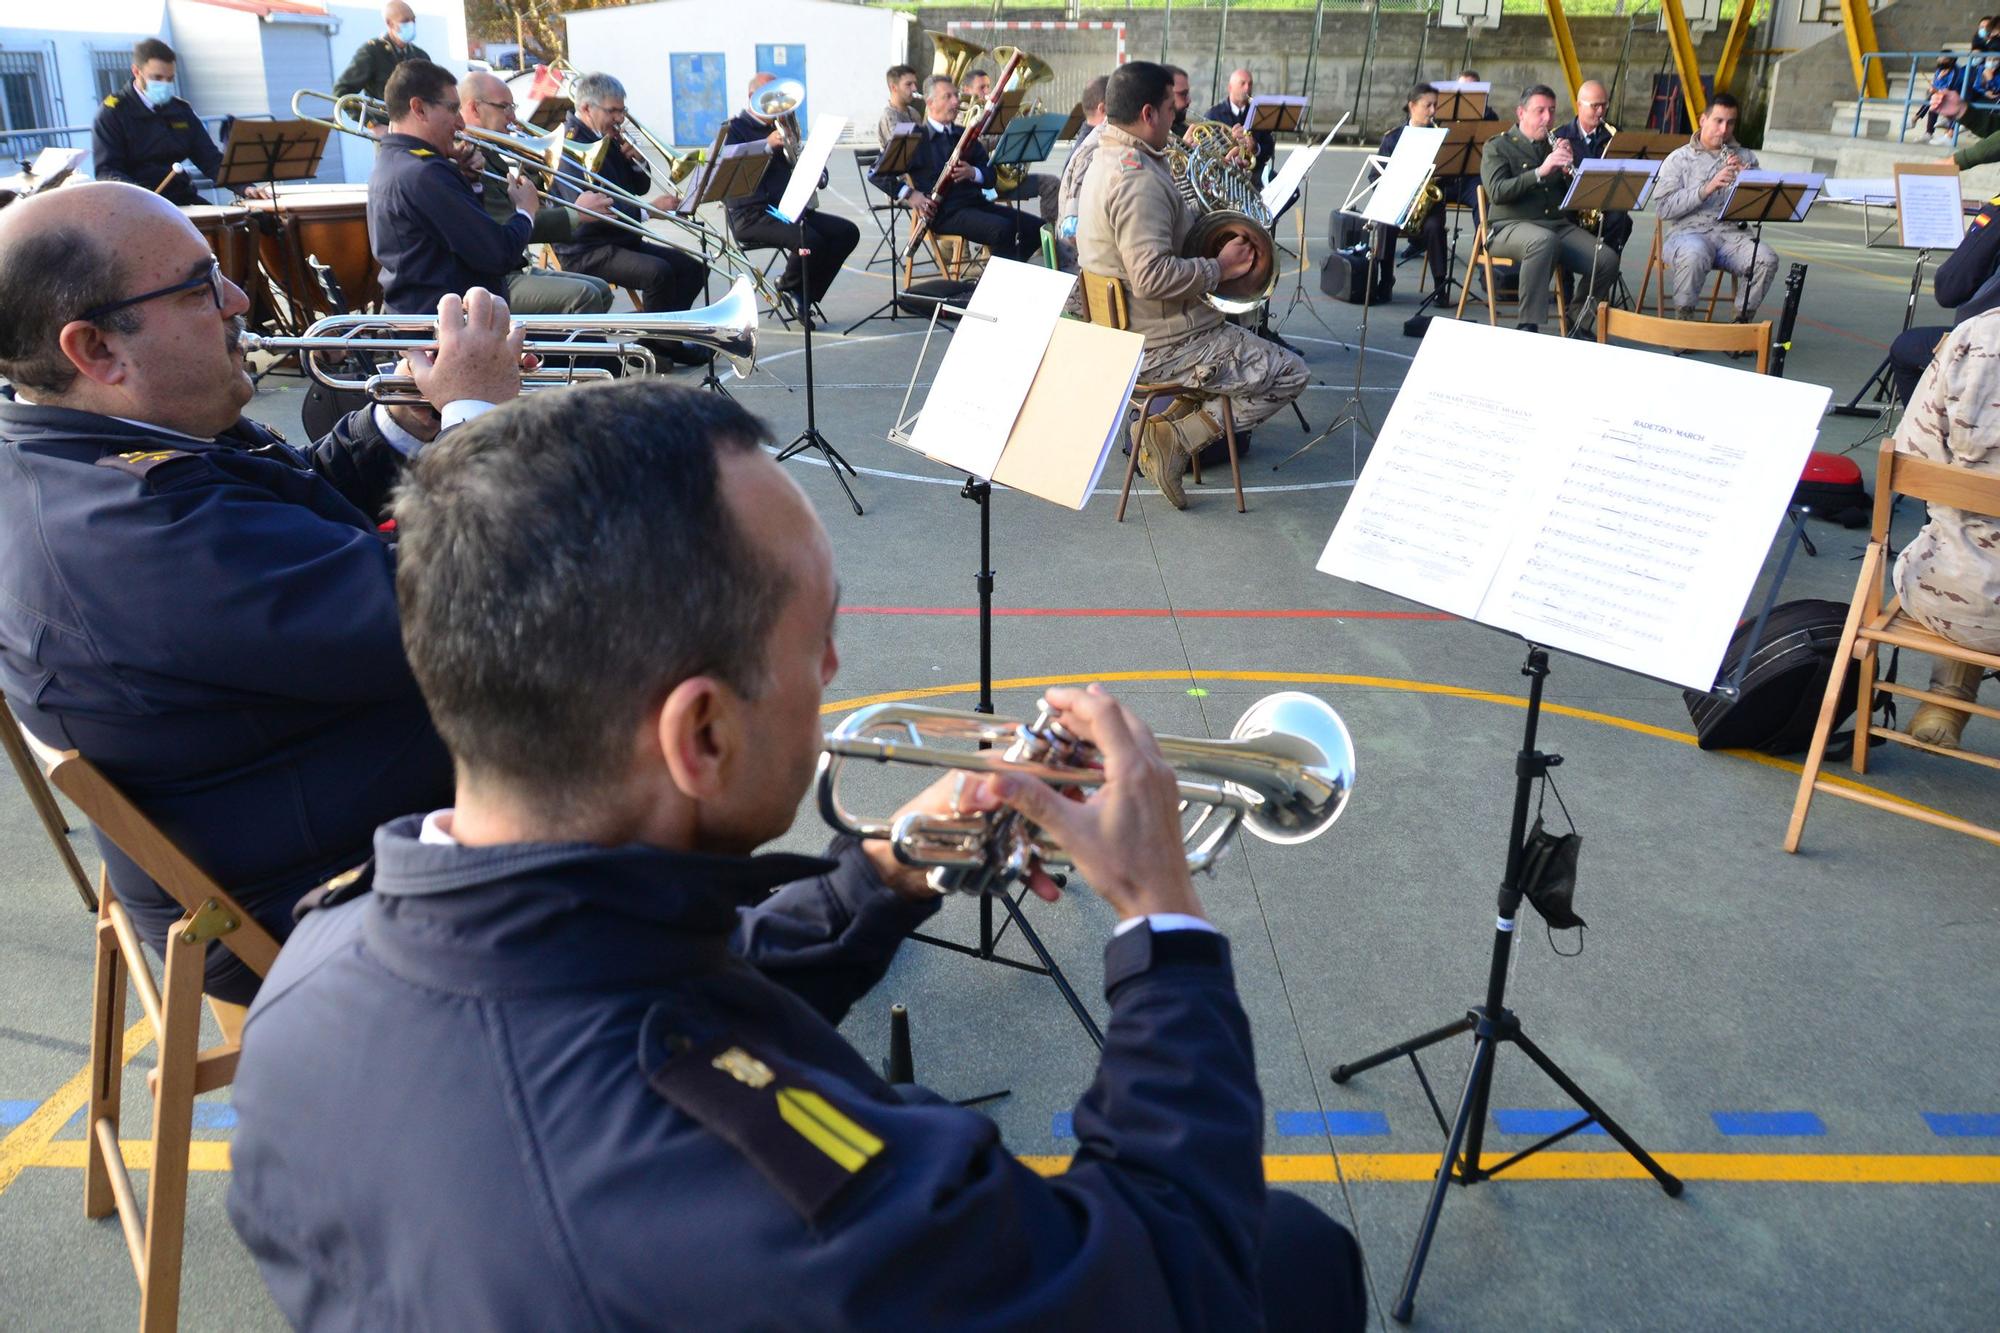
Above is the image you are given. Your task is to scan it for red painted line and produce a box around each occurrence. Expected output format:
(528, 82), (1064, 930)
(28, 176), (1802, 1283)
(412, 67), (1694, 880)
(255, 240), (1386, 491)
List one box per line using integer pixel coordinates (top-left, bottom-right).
(1793, 315), (1890, 352)
(840, 606), (1456, 621)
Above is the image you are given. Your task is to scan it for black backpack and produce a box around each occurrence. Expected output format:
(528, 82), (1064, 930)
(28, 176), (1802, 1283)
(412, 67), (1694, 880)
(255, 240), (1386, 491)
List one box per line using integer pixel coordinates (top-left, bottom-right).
(1682, 599), (1890, 756)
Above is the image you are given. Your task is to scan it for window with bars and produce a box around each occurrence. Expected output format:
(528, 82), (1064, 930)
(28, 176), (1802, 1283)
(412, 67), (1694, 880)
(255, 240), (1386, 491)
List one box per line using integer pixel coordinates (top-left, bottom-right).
(92, 50), (132, 103)
(0, 50), (52, 136)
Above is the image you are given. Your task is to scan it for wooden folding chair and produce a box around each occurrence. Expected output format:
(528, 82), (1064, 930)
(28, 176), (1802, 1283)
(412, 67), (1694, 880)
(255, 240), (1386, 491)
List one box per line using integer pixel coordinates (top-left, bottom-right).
(1453, 185), (1569, 328)
(20, 732), (282, 1331)
(1634, 224), (1737, 320)
(2, 702), (97, 910)
(1078, 271), (1244, 521)
(1596, 301), (1772, 373)
(1786, 447), (2000, 851)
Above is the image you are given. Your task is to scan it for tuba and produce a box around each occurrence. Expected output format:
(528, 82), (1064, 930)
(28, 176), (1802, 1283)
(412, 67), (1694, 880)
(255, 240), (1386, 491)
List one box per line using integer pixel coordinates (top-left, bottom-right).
(819, 692), (1355, 895)
(985, 45), (1055, 192)
(1168, 121), (1278, 315)
(930, 32), (985, 88)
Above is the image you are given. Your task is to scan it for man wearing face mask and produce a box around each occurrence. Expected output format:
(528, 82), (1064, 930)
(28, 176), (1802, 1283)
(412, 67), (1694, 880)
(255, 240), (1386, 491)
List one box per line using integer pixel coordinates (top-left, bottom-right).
(90, 38), (222, 208)
(336, 1), (431, 103)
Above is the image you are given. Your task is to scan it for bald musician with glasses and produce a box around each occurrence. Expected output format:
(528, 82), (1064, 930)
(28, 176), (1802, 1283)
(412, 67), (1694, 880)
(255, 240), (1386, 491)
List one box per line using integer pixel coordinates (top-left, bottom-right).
(458, 70), (614, 315)
(0, 181), (522, 1005)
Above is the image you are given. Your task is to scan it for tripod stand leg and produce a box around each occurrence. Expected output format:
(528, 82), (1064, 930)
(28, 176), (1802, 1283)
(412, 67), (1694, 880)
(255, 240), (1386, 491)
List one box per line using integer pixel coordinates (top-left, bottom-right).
(1392, 1032), (1496, 1324)
(1510, 1027), (1683, 1195)
(1330, 1014), (1474, 1083)
(993, 890), (1105, 1049)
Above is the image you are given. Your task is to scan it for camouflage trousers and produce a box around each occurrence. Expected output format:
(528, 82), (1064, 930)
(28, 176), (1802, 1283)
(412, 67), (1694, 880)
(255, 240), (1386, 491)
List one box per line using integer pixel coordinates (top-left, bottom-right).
(1141, 322), (1309, 435)
(1662, 227), (1778, 318)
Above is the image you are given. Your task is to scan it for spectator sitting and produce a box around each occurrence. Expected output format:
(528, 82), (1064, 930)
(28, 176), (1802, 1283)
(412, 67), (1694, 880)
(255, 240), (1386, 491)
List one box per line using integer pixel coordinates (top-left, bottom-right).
(1974, 58), (2000, 104)
(1917, 57), (1963, 142)
(1892, 309), (2000, 749)
(1974, 17), (1997, 53)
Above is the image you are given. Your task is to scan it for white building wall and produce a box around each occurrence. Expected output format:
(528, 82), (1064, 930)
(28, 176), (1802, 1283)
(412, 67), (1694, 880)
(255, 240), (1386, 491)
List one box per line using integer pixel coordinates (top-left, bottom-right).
(0, 0), (168, 130)
(564, 0), (913, 148)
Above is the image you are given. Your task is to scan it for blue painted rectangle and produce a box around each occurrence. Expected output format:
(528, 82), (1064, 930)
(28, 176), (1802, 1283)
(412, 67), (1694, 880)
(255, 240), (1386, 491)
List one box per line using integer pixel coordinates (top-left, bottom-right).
(1924, 1112), (2000, 1137)
(1051, 1112), (1073, 1139)
(0, 1099), (37, 1128)
(191, 1103), (237, 1131)
(670, 52), (728, 150)
(1492, 1108), (1607, 1136)
(1713, 1110), (1826, 1137)
(754, 43), (807, 126)
(1275, 1110), (1391, 1137)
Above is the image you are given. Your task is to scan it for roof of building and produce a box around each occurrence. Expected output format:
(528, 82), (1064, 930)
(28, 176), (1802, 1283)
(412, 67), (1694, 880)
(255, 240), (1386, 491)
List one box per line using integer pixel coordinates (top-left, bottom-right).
(178, 0), (331, 17)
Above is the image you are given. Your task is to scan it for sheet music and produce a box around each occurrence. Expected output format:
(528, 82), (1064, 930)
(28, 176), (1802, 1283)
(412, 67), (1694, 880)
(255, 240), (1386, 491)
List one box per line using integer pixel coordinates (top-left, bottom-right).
(1318, 320), (1830, 690)
(1558, 158), (1660, 213)
(1895, 168), (1966, 250)
(1360, 125), (1445, 225)
(905, 259), (1077, 479)
(1823, 177), (1895, 205)
(1262, 114), (1348, 217)
(775, 112), (844, 223)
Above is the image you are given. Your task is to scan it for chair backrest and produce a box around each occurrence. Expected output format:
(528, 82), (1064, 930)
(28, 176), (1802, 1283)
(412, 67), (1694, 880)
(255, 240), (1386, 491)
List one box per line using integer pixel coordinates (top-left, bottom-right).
(19, 730), (281, 976)
(1475, 184), (1491, 235)
(1079, 269), (1129, 330)
(1596, 301), (1772, 374)
(1872, 441), (2000, 543)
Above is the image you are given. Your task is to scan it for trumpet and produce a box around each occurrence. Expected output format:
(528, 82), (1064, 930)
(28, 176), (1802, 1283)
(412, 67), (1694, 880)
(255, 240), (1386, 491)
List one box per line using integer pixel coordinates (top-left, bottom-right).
(818, 692), (1355, 895)
(239, 277), (759, 402)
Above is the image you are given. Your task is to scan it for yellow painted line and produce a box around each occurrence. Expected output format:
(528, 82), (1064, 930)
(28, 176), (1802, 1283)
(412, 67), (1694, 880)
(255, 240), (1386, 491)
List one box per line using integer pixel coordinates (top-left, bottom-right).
(0, 1018), (152, 1196)
(824, 670), (1954, 819)
(19, 1145), (1999, 1185)
(1021, 1152), (2000, 1184)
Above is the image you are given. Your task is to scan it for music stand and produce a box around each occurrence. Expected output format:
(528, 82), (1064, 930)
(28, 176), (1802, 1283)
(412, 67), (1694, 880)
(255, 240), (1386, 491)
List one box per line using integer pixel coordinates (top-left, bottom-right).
(1248, 95), (1308, 135)
(678, 142), (772, 393)
(1602, 130), (1685, 163)
(845, 126), (923, 334)
(990, 112), (1064, 213)
(983, 90), (1025, 137)
(1830, 164), (1960, 419)
(1556, 159), (1659, 335)
(1406, 121), (1504, 329)
(217, 121), (332, 340)
(1056, 102), (1086, 142)
(1431, 82), (1490, 122)
(1718, 172), (1822, 313)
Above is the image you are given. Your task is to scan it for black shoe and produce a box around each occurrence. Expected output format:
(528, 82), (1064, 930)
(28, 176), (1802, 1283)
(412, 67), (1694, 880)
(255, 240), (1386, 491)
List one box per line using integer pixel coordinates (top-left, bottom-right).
(1517, 323), (1540, 334)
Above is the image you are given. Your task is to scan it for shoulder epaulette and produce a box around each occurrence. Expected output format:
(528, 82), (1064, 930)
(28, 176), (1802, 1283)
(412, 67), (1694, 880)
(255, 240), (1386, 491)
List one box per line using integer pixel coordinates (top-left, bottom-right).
(408, 146), (435, 158)
(96, 448), (198, 479)
(103, 93), (121, 109)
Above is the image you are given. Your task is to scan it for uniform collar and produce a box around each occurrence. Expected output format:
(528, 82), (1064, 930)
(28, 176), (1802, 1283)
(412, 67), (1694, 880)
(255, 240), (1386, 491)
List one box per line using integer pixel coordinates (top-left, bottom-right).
(1096, 122), (1164, 160)
(359, 813), (839, 995)
(564, 114), (602, 145)
(0, 390), (235, 451)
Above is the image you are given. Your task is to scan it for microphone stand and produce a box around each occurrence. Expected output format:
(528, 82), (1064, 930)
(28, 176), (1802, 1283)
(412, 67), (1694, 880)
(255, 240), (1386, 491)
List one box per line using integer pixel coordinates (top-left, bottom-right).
(771, 211), (863, 515)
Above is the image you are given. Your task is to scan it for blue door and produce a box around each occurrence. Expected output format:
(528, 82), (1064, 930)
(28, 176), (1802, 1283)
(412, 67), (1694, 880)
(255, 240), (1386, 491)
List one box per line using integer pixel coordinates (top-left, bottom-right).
(669, 52), (727, 148)
(755, 43), (807, 126)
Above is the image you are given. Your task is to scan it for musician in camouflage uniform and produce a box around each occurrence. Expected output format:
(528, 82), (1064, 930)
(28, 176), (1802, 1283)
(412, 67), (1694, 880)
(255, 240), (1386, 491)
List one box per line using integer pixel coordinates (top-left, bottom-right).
(1652, 93), (1778, 321)
(1893, 310), (2000, 748)
(1076, 62), (1306, 510)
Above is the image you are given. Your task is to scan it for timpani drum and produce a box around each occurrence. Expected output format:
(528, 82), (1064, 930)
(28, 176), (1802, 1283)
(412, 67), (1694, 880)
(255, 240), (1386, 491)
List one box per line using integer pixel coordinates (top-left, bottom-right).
(242, 187), (379, 329)
(182, 203), (270, 327)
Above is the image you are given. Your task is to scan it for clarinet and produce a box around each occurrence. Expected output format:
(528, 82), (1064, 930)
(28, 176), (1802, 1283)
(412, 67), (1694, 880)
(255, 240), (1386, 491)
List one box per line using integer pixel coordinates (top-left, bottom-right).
(1769, 262), (1807, 378)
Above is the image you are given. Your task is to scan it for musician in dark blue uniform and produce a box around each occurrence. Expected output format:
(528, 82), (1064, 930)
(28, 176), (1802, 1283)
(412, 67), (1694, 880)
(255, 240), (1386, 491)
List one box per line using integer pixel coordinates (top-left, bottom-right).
(723, 73), (860, 317)
(367, 61), (541, 315)
(1553, 79), (1634, 253)
(551, 71), (706, 320)
(0, 182), (523, 1004)
(869, 76), (1042, 263)
(90, 39), (222, 208)
(1205, 68), (1276, 179)
(225, 381), (1368, 1332)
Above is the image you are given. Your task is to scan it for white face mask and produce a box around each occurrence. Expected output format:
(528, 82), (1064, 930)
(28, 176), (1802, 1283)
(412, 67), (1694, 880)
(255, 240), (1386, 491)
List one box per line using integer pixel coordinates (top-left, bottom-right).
(141, 78), (176, 108)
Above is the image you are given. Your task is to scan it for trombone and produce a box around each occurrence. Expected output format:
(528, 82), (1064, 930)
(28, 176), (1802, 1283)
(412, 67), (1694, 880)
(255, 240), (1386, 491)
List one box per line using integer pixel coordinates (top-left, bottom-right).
(238, 276), (759, 402)
(819, 692), (1355, 895)
(545, 57), (705, 188)
(290, 90), (781, 307)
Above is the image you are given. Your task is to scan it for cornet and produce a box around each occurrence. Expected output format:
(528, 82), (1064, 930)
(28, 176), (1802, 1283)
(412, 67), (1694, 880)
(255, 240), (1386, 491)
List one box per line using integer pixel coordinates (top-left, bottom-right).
(818, 692), (1355, 895)
(239, 277), (759, 402)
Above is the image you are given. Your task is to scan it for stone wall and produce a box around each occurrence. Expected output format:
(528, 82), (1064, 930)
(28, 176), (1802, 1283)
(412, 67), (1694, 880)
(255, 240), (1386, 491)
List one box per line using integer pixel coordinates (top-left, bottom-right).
(906, 7), (1758, 143)
(1766, 0), (1971, 134)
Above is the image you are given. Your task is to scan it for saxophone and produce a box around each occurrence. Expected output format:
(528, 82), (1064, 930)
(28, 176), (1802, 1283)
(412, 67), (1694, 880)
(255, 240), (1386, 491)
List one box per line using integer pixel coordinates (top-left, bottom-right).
(1402, 180), (1443, 235)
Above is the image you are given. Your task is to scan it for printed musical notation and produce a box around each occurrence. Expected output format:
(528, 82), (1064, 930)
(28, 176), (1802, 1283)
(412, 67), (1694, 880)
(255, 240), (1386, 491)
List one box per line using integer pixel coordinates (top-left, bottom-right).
(1319, 321), (1830, 690)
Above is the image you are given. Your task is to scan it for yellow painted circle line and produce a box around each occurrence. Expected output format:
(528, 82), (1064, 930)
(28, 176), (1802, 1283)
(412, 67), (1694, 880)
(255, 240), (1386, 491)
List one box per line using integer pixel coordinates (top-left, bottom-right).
(824, 669), (1949, 818)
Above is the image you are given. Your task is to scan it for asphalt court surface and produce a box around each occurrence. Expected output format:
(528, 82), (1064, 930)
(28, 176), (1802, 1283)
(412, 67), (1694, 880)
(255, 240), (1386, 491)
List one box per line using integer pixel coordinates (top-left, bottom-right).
(1, 147), (1996, 1329)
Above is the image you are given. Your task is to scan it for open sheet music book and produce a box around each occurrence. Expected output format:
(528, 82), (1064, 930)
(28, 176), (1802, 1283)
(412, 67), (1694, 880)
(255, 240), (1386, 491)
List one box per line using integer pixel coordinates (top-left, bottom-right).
(1317, 321), (1830, 691)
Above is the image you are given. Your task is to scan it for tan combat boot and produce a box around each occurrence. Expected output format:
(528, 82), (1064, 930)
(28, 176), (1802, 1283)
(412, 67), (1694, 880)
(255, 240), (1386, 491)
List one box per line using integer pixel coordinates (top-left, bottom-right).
(1143, 402), (1223, 508)
(1134, 419), (1186, 510)
(1907, 658), (1987, 750)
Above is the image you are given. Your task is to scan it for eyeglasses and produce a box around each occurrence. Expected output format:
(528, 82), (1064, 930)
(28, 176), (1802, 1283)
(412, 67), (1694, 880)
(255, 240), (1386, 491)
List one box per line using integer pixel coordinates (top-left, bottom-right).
(473, 98), (517, 115)
(77, 258), (224, 324)
(1581, 100), (1609, 108)
(425, 97), (461, 113)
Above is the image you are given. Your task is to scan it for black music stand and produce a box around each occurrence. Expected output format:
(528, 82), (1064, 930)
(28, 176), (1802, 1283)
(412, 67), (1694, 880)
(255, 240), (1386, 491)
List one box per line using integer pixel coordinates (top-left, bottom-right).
(684, 142), (774, 393)
(990, 113), (1064, 191)
(1055, 103), (1085, 141)
(1556, 159), (1659, 336)
(1718, 173), (1821, 321)
(1331, 645), (1682, 1323)
(1603, 130), (1686, 163)
(1432, 86), (1489, 123)
(983, 90), (1025, 137)
(218, 121), (332, 342)
(846, 127), (922, 334)
(1248, 96), (1308, 136)
(1830, 248), (1929, 419)
(770, 209), (863, 515)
